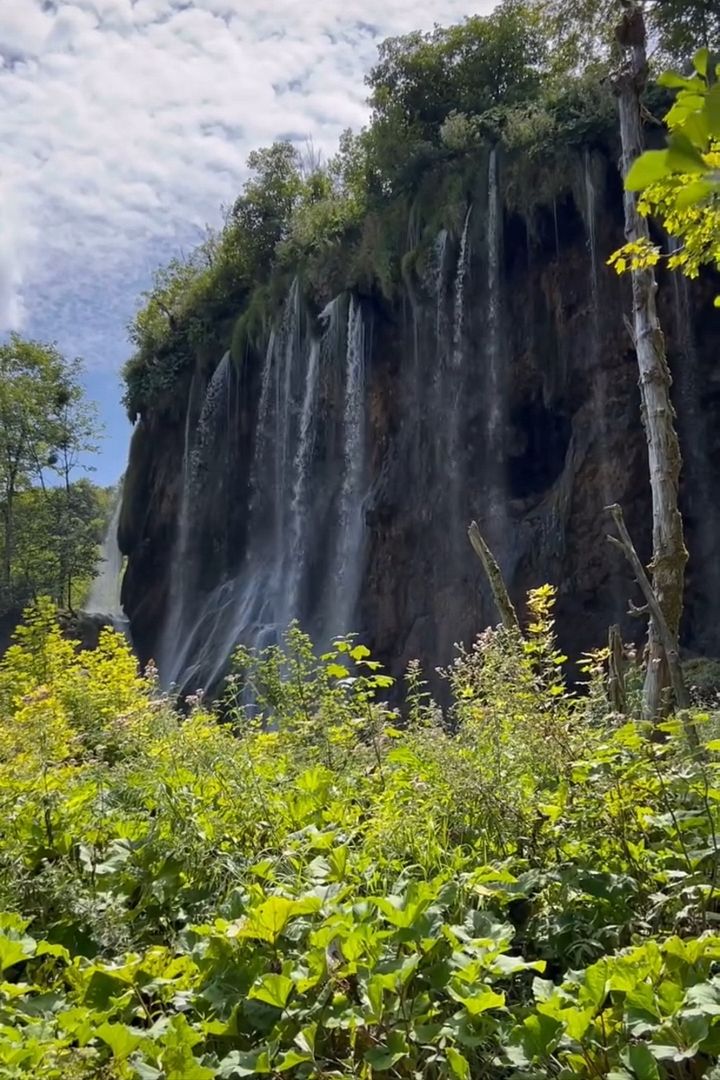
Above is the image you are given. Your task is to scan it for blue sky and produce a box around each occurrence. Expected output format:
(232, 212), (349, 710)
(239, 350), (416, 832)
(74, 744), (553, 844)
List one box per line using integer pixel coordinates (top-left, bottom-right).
(0, 0), (494, 487)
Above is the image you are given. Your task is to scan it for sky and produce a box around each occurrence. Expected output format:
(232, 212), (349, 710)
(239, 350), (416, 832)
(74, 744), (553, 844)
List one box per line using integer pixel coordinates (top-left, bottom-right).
(0, 0), (496, 486)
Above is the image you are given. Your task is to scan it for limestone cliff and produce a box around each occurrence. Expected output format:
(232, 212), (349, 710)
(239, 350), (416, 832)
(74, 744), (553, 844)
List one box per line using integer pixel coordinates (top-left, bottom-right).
(119, 144), (720, 693)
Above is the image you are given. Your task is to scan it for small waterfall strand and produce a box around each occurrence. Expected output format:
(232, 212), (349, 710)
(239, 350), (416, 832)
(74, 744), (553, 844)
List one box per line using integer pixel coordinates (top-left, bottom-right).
(583, 149), (599, 301)
(328, 295), (367, 637)
(487, 147), (502, 446)
(86, 487), (125, 623)
(189, 352), (231, 494)
(284, 338), (321, 622)
(275, 279), (301, 560)
(158, 368), (202, 680)
(452, 206), (473, 370)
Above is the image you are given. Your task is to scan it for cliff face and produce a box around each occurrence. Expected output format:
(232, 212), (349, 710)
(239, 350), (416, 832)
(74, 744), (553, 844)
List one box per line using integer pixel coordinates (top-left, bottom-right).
(119, 146), (720, 693)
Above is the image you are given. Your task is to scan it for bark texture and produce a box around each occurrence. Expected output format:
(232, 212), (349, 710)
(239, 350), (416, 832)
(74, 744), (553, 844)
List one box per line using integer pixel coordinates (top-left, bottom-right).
(468, 521), (520, 633)
(614, 4), (688, 721)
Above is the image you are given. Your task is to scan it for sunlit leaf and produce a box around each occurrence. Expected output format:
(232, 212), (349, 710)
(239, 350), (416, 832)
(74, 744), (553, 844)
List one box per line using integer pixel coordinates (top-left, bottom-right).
(248, 973), (294, 1010)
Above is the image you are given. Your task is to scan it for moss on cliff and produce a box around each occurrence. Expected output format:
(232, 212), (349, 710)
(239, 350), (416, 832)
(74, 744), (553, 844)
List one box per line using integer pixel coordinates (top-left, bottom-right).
(121, 6), (632, 421)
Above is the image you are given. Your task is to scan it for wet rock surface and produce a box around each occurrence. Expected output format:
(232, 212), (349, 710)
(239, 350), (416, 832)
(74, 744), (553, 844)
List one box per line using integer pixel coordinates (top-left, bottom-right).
(119, 149), (720, 693)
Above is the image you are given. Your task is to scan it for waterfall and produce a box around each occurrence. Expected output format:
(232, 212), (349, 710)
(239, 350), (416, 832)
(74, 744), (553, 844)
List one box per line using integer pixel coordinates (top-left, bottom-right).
(581, 150), (625, 617)
(284, 338), (320, 621)
(431, 229), (450, 477)
(480, 144), (512, 576)
(159, 355), (229, 683)
(190, 352), (231, 493)
(433, 229), (449, 343)
(161, 283), (331, 692)
(162, 333), (279, 691)
(274, 279), (301, 565)
(157, 283), (371, 691)
(487, 146), (502, 447)
(452, 206), (473, 370)
(86, 488), (125, 624)
(445, 210), (473, 549)
(157, 371), (197, 679)
(583, 149), (599, 302)
(327, 295), (367, 637)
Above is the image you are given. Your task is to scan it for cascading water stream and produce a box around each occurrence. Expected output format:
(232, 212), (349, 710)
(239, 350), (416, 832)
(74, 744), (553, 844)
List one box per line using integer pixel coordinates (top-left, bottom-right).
(274, 279), (301, 572)
(582, 154), (609, 477)
(284, 338), (320, 623)
(445, 207), (473, 543)
(581, 150), (624, 616)
(452, 207), (473, 371)
(487, 147), (502, 450)
(434, 229), (449, 344)
(584, 150), (599, 303)
(165, 332), (280, 690)
(159, 354), (229, 685)
(326, 295), (367, 638)
(157, 368), (198, 679)
(162, 281), (340, 693)
(430, 228), (450, 481)
(482, 145), (512, 572)
(190, 352), (231, 492)
(86, 486), (126, 626)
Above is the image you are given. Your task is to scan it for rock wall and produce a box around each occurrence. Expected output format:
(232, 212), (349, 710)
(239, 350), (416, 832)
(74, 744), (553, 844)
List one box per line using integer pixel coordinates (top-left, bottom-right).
(119, 146), (720, 692)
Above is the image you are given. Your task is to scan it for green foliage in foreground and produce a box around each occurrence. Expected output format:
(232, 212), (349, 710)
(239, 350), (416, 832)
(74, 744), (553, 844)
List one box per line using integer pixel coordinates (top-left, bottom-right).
(610, 46), (720, 305)
(2, 591), (720, 1077)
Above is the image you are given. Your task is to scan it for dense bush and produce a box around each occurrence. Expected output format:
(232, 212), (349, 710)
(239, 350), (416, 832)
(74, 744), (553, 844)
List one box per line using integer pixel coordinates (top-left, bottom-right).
(1, 591), (720, 1077)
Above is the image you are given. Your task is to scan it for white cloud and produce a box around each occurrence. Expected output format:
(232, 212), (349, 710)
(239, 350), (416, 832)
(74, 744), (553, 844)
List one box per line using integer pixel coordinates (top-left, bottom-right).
(0, 0), (499, 360)
(0, 181), (35, 330)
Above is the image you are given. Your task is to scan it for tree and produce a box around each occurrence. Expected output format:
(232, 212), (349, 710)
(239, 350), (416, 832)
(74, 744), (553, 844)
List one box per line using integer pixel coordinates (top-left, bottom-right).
(609, 46), (720, 294)
(534, 0), (719, 75)
(11, 482), (107, 611)
(0, 336), (102, 613)
(365, 1), (545, 188)
(612, 3), (689, 721)
(652, 0), (720, 61)
(47, 361), (101, 607)
(231, 142), (304, 273)
(0, 336), (65, 600)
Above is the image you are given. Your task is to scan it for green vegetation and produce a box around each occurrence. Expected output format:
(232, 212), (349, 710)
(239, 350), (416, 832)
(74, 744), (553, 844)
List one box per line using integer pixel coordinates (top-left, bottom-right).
(2, 589), (720, 1077)
(4, 4), (720, 1075)
(0, 336), (106, 615)
(609, 46), (720, 299)
(123, 0), (720, 420)
(119, 2), (601, 418)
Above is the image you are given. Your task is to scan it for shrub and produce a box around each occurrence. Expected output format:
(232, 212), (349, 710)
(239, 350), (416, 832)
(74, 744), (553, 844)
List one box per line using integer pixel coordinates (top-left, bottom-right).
(1, 597), (719, 1077)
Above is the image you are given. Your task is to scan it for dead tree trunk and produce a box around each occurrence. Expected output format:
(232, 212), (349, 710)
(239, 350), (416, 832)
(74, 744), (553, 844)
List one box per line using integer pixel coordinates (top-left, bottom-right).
(467, 521), (520, 633)
(613, 3), (688, 722)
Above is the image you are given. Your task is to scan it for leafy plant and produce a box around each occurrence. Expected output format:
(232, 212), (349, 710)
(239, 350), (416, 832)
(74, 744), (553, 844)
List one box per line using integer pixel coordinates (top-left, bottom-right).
(0, 596), (719, 1076)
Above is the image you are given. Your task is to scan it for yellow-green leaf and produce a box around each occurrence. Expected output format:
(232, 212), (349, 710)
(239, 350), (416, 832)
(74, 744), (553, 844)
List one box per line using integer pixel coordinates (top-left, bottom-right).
(447, 1047), (471, 1080)
(248, 973), (294, 1010)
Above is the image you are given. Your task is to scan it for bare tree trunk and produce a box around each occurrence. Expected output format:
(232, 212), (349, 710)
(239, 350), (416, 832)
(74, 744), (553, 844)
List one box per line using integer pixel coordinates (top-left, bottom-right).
(613, 3), (688, 722)
(467, 521), (520, 633)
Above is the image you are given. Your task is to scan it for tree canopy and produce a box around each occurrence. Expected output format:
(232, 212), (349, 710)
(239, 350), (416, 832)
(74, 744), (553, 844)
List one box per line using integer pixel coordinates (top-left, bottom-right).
(609, 46), (720, 298)
(123, 0), (720, 417)
(0, 335), (105, 613)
